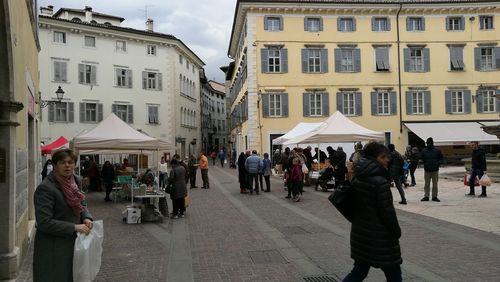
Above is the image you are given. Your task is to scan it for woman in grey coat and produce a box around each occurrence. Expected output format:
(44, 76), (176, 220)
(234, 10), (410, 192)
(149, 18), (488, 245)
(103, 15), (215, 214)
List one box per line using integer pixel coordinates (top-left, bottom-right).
(33, 148), (93, 282)
(169, 158), (188, 218)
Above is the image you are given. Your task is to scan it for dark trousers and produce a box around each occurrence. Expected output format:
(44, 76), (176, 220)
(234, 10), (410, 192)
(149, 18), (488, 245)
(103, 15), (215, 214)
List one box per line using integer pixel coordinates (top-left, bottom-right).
(189, 168), (197, 187)
(343, 261), (402, 282)
(248, 173), (259, 193)
(201, 169), (209, 188)
(469, 168), (487, 195)
(159, 172), (167, 188)
(409, 163), (417, 185)
(212, 157), (216, 165)
(104, 182), (113, 199)
(392, 177), (406, 202)
(264, 175), (270, 192)
(291, 182), (301, 198)
(172, 198), (185, 216)
(220, 159), (224, 167)
(258, 173), (264, 191)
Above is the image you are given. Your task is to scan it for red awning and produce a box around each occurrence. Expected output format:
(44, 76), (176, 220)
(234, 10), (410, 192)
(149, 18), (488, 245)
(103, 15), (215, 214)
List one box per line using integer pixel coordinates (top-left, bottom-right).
(41, 136), (69, 155)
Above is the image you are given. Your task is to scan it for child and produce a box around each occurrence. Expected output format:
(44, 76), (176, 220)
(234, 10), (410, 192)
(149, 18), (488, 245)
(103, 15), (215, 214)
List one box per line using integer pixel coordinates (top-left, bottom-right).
(289, 157), (303, 202)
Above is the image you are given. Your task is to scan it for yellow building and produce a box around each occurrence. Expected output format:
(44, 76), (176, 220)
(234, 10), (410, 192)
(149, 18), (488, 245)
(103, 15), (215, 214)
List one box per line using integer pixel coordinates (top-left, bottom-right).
(225, 0), (500, 156)
(0, 0), (40, 279)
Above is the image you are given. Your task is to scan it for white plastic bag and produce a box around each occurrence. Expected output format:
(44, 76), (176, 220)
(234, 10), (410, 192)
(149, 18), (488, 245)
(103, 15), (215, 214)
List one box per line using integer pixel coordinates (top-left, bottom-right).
(479, 174), (492, 187)
(73, 220), (104, 282)
(301, 163), (309, 174)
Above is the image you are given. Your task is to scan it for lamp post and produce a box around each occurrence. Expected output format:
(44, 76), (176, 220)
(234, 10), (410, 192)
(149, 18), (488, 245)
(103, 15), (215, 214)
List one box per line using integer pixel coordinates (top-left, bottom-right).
(40, 86), (65, 108)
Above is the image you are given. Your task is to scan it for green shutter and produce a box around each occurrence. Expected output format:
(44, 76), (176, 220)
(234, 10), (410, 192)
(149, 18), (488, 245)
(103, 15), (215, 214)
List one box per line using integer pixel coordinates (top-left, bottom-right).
(281, 49), (288, 73)
(142, 71), (147, 89)
(322, 92), (329, 116)
(90, 65), (97, 85)
(424, 91), (431, 115)
(61, 62), (67, 82)
(48, 103), (55, 122)
(79, 102), (85, 122)
(423, 48), (430, 72)
(282, 93), (289, 117)
(445, 90), (452, 114)
(261, 49), (268, 73)
(78, 64), (84, 84)
(355, 92), (362, 116)
(334, 49), (341, 72)
(301, 49), (308, 73)
(406, 91), (413, 115)
(463, 90), (471, 114)
(371, 92), (377, 115)
(403, 48), (410, 72)
(68, 102), (74, 123)
(336, 92), (343, 113)
(262, 94), (269, 117)
(158, 73), (162, 91)
(495, 47), (500, 69)
(127, 105), (134, 124)
(97, 103), (103, 121)
(476, 90), (484, 113)
(354, 49), (361, 72)
(127, 70), (133, 88)
(264, 16), (269, 30)
(320, 49), (328, 73)
(474, 48), (481, 70)
(303, 93), (310, 117)
(390, 91), (397, 115)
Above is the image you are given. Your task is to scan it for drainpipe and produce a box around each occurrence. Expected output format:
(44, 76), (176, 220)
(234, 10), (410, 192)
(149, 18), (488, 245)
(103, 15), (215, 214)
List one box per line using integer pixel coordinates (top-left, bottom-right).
(396, 3), (403, 133)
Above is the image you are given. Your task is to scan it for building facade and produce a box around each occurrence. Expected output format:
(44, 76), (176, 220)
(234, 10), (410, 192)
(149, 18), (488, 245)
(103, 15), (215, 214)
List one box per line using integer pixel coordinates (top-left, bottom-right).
(201, 80), (228, 153)
(0, 0), (40, 279)
(38, 6), (204, 159)
(226, 0), (500, 155)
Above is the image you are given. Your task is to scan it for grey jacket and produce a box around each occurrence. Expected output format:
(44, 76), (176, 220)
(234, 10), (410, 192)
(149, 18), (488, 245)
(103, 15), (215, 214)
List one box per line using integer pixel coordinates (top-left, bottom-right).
(33, 173), (93, 282)
(169, 164), (188, 200)
(245, 154), (262, 174)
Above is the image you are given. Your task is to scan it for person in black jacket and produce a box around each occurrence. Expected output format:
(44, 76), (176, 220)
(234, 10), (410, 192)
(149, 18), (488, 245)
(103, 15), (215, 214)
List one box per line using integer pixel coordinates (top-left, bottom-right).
(407, 147), (420, 186)
(101, 161), (116, 202)
(467, 141), (487, 197)
(343, 142), (402, 282)
(237, 152), (248, 194)
(420, 137), (443, 202)
(388, 144), (407, 205)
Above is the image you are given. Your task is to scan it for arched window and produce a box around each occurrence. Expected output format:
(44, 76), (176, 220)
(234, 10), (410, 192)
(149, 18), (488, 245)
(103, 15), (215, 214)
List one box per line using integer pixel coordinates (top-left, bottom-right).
(183, 108), (187, 126)
(180, 107), (184, 125)
(90, 20), (97, 24)
(183, 77), (187, 95)
(72, 17), (82, 22)
(193, 111), (196, 127)
(179, 75), (183, 94)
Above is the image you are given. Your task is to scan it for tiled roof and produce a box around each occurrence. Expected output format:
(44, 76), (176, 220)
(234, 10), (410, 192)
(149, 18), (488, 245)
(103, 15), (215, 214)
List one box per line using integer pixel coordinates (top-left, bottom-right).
(53, 8), (125, 22)
(209, 81), (226, 93)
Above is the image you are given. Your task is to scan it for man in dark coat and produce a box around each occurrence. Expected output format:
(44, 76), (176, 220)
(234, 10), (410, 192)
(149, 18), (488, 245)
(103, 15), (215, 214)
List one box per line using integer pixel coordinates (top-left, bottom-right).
(388, 144), (407, 205)
(303, 146), (314, 186)
(169, 158), (188, 218)
(313, 147), (327, 163)
(420, 137), (443, 202)
(332, 146), (347, 186)
(237, 152), (249, 193)
(467, 141), (487, 197)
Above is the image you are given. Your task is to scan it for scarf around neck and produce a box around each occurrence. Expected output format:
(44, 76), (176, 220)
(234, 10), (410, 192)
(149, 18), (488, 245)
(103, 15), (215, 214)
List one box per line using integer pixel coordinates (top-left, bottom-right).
(53, 173), (85, 217)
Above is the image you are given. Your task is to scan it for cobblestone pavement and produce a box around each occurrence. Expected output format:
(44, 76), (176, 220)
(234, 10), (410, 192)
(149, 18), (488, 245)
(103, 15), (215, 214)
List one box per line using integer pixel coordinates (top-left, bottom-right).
(17, 165), (500, 282)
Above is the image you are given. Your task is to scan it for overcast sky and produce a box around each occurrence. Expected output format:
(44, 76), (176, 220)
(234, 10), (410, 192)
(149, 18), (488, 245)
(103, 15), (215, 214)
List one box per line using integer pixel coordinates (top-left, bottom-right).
(38, 0), (236, 82)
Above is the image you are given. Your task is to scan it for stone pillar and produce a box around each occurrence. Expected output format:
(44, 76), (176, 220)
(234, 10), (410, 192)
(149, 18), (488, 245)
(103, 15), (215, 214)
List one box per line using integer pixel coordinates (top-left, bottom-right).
(245, 14), (261, 152)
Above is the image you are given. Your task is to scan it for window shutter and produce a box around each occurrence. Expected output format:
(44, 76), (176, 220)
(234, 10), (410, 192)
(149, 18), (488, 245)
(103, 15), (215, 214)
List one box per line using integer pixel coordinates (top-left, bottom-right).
(90, 65), (97, 85)
(450, 47), (464, 69)
(406, 91), (413, 115)
(48, 103), (55, 122)
(303, 93), (310, 117)
(281, 49), (288, 73)
(264, 16), (269, 30)
(261, 49), (268, 73)
(355, 92), (362, 116)
(406, 17), (411, 31)
(445, 16), (450, 31)
(423, 48), (430, 72)
(279, 16), (284, 31)
(336, 92), (343, 113)
(496, 90), (500, 113)
(476, 90), (483, 113)
(304, 17), (308, 31)
(282, 93), (289, 117)
(421, 17), (426, 31)
(115, 69), (120, 86)
(337, 18), (342, 31)
(127, 105), (134, 123)
(54, 62), (61, 81)
(445, 90), (452, 113)
(301, 49), (308, 73)
(148, 106), (153, 123)
(424, 91), (431, 114)
(460, 16), (465, 30)
(319, 17), (323, 31)
(158, 73), (163, 90)
(386, 17), (391, 31)
(97, 103), (103, 121)
(382, 47), (390, 69)
(334, 49), (341, 72)
(322, 93), (329, 116)
(474, 48), (481, 70)
(403, 48), (410, 72)
(354, 49), (361, 72)
(320, 49), (328, 73)
(371, 17), (376, 31)
(79, 102), (85, 122)
(68, 102), (74, 123)
(142, 71), (147, 89)
(495, 47), (500, 69)
(352, 18), (357, 31)
(78, 64), (84, 84)
(61, 62), (67, 82)
(262, 94), (269, 117)
(390, 91), (397, 115)
(127, 70), (133, 88)
(112, 104), (117, 115)
(463, 90), (471, 114)
(370, 92), (377, 115)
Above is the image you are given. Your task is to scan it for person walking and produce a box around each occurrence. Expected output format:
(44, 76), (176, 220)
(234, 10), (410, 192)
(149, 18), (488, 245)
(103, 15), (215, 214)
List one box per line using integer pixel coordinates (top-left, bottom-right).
(218, 149), (226, 167)
(188, 154), (198, 189)
(332, 146), (347, 187)
(245, 150), (262, 194)
(289, 157), (303, 202)
(33, 148), (93, 282)
(169, 158), (188, 218)
(388, 144), (407, 205)
(101, 161), (116, 202)
(210, 150), (217, 166)
(262, 153), (272, 192)
(408, 147), (420, 186)
(159, 156), (168, 189)
(41, 159), (53, 180)
(238, 152), (249, 193)
(199, 152), (209, 189)
(343, 142), (402, 282)
(467, 141), (487, 197)
(273, 149), (282, 174)
(420, 137), (443, 202)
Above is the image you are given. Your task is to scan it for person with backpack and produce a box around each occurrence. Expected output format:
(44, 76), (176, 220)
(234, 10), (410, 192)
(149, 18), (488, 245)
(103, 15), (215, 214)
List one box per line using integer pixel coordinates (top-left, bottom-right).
(388, 144), (407, 205)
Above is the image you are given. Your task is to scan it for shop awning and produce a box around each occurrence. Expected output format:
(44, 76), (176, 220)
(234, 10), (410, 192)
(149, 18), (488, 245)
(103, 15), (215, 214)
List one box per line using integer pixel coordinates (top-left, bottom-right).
(41, 136), (69, 154)
(405, 122), (500, 146)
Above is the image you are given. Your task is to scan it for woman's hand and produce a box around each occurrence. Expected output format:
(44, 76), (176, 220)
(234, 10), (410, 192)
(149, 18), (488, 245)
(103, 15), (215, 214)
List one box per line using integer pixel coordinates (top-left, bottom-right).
(83, 218), (93, 230)
(75, 224), (90, 235)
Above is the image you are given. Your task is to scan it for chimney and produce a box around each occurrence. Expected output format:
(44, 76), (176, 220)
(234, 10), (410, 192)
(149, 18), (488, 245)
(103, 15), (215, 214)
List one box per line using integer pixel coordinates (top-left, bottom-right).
(40, 5), (54, 16)
(146, 18), (154, 32)
(85, 6), (92, 22)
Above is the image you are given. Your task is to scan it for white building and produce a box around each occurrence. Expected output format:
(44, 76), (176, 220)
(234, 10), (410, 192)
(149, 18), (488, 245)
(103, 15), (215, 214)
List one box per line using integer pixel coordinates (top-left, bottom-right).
(38, 6), (204, 158)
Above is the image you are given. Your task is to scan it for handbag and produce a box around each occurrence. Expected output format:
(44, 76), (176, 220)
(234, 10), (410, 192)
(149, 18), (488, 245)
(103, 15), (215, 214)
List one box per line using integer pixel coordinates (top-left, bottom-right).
(463, 172), (479, 186)
(328, 182), (354, 222)
(184, 194), (191, 208)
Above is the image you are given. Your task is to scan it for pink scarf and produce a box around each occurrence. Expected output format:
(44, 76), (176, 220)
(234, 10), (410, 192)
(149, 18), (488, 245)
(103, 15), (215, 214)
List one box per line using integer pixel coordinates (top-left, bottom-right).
(53, 173), (85, 217)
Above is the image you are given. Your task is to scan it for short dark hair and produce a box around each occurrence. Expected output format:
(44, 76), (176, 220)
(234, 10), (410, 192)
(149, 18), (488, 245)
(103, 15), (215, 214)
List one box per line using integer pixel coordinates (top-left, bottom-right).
(52, 148), (77, 165)
(387, 144), (395, 151)
(362, 142), (389, 159)
(264, 153), (269, 158)
(252, 150), (257, 154)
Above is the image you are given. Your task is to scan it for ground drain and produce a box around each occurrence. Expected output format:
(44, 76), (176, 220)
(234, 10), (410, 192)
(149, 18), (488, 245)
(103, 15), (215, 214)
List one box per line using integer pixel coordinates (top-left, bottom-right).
(248, 250), (286, 264)
(302, 275), (340, 282)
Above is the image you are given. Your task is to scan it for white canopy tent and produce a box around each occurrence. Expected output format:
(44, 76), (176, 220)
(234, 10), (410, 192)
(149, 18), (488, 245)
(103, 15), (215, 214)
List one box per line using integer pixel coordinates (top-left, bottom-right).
(405, 122), (500, 146)
(272, 122), (324, 145)
(283, 111), (385, 145)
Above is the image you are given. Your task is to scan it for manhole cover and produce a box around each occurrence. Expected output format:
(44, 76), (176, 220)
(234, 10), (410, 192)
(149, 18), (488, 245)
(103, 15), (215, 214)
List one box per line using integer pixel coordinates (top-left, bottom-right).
(303, 275), (340, 282)
(248, 250), (285, 264)
(280, 226), (310, 235)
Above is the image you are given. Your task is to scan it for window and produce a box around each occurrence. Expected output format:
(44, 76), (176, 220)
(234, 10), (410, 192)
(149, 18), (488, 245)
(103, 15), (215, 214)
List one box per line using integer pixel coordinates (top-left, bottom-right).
(480, 47), (494, 70)
(447, 17), (464, 31)
(375, 47), (390, 71)
(308, 49), (321, 73)
(78, 64), (97, 85)
(449, 46), (464, 71)
(377, 92), (390, 115)
(410, 49), (423, 71)
(53, 31), (66, 43)
(372, 17), (390, 31)
(268, 49), (281, 73)
(342, 92), (356, 116)
(303, 92), (329, 117)
(48, 102), (74, 122)
(479, 90), (496, 113)
(261, 48), (288, 73)
(53, 61), (67, 82)
(80, 102), (103, 123)
(84, 36), (95, 47)
(338, 18), (355, 32)
(412, 92), (425, 114)
(142, 71), (162, 90)
(179, 55), (183, 64)
(480, 16), (494, 30)
(112, 104), (133, 123)
(186, 60), (189, 69)
(116, 40), (127, 52)
(115, 68), (132, 88)
(269, 94), (282, 117)
(406, 91), (430, 115)
(340, 49), (354, 72)
(371, 91), (396, 115)
(451, 91), (464, 113)
(305, 17), (322, 32)
(265, 16), (282, 31)
(147, 45), (156, 55)
(407, 17), (424, 31)
(263, 93), (288, 118)
(148, 105), (159, 124)
(309, 94), (322, 116)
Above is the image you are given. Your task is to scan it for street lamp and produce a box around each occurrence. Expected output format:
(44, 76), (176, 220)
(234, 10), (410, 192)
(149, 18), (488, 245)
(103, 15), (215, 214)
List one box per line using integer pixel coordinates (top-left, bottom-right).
(40, 86), (65, 108)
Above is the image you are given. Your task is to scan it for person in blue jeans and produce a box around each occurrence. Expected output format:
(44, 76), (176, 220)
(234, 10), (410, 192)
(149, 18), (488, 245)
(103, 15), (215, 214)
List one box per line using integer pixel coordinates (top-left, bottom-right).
(343, 142), (402, 282)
